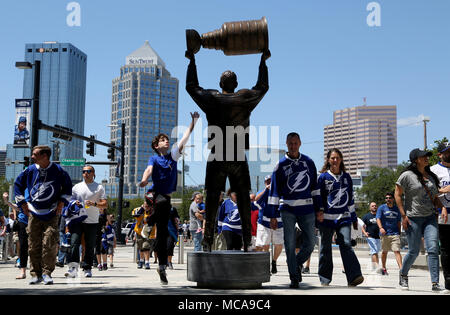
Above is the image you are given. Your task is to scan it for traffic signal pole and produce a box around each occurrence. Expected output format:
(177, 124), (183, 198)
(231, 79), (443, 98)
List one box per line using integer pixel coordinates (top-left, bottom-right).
(115, 123), (126, 243)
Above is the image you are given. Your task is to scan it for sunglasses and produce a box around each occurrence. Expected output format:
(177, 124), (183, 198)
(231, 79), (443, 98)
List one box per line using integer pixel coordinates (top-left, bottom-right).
(385, 196), (394, 200)
(82, 170), (93, 174)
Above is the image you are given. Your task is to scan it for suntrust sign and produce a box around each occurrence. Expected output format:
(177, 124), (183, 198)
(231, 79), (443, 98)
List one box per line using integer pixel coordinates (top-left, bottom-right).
(127, 58), (155, 65)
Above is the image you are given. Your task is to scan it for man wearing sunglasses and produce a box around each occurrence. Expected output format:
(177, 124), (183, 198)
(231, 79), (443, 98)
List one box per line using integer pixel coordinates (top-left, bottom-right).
(65, 165), (107, 278)
(376, 192), (403, 276)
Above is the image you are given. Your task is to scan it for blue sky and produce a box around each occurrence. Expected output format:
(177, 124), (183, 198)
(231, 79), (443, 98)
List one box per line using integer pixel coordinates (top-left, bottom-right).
(0, 0), (449, 186)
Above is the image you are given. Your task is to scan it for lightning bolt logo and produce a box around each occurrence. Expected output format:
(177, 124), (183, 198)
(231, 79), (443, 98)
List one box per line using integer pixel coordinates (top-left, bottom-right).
(287, 170), (310, 193)
(328, 188), (349, 209)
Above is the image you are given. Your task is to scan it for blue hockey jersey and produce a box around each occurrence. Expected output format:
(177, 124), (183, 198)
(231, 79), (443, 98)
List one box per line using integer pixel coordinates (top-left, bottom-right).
(255, 188), (283, 229)
(62, 200), (88, 227)
(267, 153), (322, 217)
(317, 170), (356, 227)
(14, 162), (72, 221)
(217, 199), (242, 235)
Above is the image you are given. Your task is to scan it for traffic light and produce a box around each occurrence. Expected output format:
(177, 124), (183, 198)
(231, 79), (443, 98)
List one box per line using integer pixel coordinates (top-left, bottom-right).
(86, 136), (95, 157)
(107, 141), (115, 161)
(23, 156), (30, 168)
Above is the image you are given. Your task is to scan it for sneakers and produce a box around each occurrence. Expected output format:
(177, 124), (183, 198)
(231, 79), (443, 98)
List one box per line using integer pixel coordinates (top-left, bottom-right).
(381, 268), (389, 276)
(84, 269), (92, 278)
(42, 274), (53, 285)
(157, 267), (168, 285)
(97, 263), (103, 271)
(167, 262), (174, 270)
(137, 260), (144, 269)
(349, 275), (364, 287)
(29, 276), (43, 285)
(399, 274), (409, 290)
(302, 266), (310, 274)
(102, 263), (108, 271)
(289, 279), (299, 289)
(271, 260), (277, 274)
(65, 265), (78, 278)
(145, 262), (151, 270)
(432, 283), (443, 293)
(55, 261), (65, 268)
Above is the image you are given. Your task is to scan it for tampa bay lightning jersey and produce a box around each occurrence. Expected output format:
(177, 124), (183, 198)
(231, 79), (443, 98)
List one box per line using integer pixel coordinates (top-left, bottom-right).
(14, 162), (72, 221)
(217, 199), (242, 235)
(317, 170), (356, 227)
(255, 188), (283, 228)
(267, 153), (322, 216)
(431, 162), (450, 225)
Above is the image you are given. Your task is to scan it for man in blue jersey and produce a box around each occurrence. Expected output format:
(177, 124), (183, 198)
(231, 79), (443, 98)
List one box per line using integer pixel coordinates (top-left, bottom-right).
(14, 145), (72, 285)
(139, 111), (199, 285)
(266, 133), (323, 288)
(376, 192), (403, 276)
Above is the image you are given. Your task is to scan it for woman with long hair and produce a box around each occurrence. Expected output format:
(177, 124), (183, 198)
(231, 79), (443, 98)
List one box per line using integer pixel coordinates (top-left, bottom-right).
(317, 148), (364, 287)
(395, 148), (444, 292)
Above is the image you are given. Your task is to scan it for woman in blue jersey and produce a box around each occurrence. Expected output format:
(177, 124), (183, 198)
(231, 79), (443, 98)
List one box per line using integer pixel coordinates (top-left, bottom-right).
(317, 148), (364, 287)
(138, 111), (199, 285)
(217, 189), (243, 250)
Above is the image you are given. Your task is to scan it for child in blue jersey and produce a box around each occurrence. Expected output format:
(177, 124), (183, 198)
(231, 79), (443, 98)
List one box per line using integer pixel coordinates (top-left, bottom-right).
(317, 148), (363, 287)
(218, 190), (243, 250)
(138, 111), (199, 285)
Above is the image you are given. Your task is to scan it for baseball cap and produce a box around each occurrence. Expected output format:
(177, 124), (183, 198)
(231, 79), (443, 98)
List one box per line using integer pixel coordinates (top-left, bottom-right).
(437, 142), (450, 153)
(409, 148), (432, 161)
(264, 174), (272, 181)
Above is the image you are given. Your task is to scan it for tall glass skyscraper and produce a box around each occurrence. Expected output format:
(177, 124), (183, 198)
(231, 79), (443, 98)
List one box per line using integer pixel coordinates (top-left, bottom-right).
(107, 41), (179, 196)
(6, 42), (87, 182)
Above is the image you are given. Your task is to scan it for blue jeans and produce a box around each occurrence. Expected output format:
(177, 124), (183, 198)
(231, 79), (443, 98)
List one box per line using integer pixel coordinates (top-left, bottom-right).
(319, 224), (362, 285)
(192, 230), (203, 252)
(400, 215), (440, 283)
(57, 231), (67, 264)
(281, 211), (316, 282)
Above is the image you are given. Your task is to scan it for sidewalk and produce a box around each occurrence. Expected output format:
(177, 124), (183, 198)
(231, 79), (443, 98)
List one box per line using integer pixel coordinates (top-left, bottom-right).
(0, 243), (443, 295)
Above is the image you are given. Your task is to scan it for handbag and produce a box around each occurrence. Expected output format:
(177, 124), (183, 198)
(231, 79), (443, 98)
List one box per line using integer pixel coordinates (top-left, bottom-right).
(420, 178), (441, 212)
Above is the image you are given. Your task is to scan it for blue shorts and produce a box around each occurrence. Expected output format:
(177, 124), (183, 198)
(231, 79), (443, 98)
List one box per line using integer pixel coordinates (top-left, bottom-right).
(367, 237), (381, 255)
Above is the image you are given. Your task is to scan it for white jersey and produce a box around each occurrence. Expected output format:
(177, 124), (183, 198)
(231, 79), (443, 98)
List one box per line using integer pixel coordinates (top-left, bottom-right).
(430, 162), (450, 225)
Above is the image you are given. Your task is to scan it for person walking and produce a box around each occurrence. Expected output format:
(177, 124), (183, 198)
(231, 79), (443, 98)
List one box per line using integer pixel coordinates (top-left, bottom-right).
(14, 145), (72, 285)
(66, 165), (107, 278)
(317, 148), (364, 287)
(138, 111), (199, 285)
(266, 132), (322, 288)
(3, 192), (29, 279)
(376, 192), (403, 275)
(254, 175), (284, 274)
(395, 148), (444, 292)
(430, 142), (450, 293)
(362, 202), (382, 273)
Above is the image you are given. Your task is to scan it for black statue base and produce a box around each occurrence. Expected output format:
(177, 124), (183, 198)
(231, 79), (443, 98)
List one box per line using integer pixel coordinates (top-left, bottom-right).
(187, 251), (270, 289)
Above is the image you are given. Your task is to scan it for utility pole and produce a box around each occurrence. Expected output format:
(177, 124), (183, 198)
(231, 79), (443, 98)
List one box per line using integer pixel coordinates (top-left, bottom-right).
(116, 123), (126, 244)
(423, 117), (430, 150)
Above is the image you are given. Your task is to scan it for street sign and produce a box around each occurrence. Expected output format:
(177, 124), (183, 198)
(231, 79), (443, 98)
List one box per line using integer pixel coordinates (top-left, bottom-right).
(61, 158), (85, 166)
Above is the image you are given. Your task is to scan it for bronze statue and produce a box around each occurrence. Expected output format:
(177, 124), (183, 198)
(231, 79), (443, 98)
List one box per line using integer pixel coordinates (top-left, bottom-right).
(185, 18), (270, 252)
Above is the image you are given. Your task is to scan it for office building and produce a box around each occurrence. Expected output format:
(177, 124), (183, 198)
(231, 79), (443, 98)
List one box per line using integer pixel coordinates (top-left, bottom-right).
(107, 41), (179, 196)
(323, 105), (397, 177)
(6, 42), (87, 182)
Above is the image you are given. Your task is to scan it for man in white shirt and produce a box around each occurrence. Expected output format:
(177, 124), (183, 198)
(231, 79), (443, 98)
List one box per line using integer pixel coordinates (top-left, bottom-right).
(66, 165), (107, 278)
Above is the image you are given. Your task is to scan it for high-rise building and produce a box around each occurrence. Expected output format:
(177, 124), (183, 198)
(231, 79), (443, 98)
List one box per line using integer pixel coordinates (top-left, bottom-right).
(107, 41), (179, 196)
(323, 105), (397, 177)
(0, 147), (6, 178)
(6, 42), (87, 182)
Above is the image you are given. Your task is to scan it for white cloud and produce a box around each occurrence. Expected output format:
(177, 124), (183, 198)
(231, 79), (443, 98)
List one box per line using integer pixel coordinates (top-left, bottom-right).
(398, 114), (431, 127)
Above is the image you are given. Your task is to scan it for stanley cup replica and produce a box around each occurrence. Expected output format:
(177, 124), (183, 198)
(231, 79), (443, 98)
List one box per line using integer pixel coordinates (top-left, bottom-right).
(186, 17), (269, 56)
(185, 17), (271, 258)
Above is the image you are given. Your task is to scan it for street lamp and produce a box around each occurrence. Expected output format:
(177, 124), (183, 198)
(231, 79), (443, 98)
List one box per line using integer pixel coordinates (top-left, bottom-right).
(182, 145), (195, 200)
(15, 60), (41, 150)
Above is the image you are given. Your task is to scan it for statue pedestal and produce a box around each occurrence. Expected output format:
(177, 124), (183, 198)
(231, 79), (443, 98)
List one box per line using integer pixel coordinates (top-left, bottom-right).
(187, 251), (270, 289)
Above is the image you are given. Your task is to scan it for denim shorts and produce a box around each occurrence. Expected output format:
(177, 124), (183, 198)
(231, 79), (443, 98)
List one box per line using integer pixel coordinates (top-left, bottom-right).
(367, 237), (381, 255)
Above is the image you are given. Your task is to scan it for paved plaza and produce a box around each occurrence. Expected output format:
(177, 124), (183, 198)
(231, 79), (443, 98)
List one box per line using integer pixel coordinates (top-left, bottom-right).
(0, 242), (444, 296)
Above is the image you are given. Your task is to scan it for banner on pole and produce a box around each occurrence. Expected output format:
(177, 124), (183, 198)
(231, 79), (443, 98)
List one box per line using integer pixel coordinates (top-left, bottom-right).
(13, 99), (32, 148)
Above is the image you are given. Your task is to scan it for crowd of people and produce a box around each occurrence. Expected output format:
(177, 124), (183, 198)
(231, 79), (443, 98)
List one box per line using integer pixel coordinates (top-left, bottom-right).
(1, 119), (449, 293)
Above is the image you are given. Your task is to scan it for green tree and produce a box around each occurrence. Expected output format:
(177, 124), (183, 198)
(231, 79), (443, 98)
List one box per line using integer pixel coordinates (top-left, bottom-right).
(355, 163), (407, 214)
(0, 177), (13, 213)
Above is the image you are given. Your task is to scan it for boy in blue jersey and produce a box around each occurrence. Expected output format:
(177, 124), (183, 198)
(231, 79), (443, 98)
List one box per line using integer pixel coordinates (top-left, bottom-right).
(218, 190), (243, 250)
(139, 111), (199, 285)
(14, 145), (72, 285)
(376, 192), (403, 276)
(266, 132), (323, 288)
